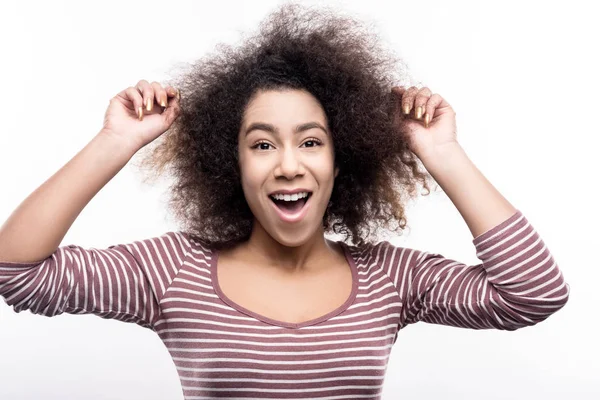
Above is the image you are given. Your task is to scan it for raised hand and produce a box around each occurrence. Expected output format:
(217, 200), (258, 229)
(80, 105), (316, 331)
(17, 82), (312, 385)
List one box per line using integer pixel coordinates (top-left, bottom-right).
(101, 79), (181, 152)
(391, 86), (458, 160)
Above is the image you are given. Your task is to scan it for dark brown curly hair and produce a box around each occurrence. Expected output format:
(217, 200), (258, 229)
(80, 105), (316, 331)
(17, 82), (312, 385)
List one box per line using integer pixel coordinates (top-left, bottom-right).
(134, 2), (436, 250)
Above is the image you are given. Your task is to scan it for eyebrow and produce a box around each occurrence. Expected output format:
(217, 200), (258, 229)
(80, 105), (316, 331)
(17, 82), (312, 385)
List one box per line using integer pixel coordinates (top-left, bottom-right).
(244, 121), (329, 137)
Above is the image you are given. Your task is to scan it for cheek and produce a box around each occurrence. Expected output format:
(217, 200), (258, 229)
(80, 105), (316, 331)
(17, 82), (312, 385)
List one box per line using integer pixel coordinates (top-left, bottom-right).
(239, 174), (262, 215)
(239, 158), (269, 197)
(313, 155), (336, 180)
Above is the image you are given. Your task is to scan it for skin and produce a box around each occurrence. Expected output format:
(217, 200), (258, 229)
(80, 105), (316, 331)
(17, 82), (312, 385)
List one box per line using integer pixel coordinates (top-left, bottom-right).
(234, 89), (341, 274)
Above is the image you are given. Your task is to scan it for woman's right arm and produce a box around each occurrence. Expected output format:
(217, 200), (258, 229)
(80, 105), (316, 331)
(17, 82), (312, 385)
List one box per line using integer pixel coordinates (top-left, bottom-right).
(0, 132), (136, 263)
(0, 79), (180, 263)
(0, 80), (184, 329)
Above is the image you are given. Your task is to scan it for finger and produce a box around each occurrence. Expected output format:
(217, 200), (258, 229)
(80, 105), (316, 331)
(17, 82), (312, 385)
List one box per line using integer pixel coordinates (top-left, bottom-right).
(123, 86), (145, 120)
(400, 86), (419, 116)
(414, 87), (433, 120)
(423, 93), (445, 128)
(391, 86), (406, 97)
(162, 97), (182, 126)
(136, 79), (155, 113)
(151, 81), (168, 109)
(164, 86), (180, 108)
(165, 85), (177, 98)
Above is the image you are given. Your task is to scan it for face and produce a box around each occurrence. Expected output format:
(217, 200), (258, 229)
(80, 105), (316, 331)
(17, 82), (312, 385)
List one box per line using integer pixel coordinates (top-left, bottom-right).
(238, 89), (339, 247)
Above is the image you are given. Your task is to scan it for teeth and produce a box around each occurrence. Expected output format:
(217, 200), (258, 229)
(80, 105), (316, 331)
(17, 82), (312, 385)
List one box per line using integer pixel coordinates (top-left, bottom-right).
(270, 192), (310, 201)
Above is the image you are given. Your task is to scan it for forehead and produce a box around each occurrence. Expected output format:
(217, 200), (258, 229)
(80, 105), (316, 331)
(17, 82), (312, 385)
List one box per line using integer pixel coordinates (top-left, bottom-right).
(242, 89), (327, 124)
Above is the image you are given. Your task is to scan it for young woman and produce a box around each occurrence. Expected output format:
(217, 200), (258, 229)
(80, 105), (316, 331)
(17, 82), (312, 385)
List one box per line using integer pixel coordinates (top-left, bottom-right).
(0, 3), (569, 399)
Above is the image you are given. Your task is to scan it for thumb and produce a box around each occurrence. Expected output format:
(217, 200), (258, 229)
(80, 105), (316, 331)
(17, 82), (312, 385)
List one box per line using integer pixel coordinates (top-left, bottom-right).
(391, 86), (406, 97)
(162, 101), (181, 127)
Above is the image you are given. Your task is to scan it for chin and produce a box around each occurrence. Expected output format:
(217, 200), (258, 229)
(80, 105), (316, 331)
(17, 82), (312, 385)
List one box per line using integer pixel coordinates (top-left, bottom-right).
(267, 227), (315, 248)
(259, 214), (325, 248)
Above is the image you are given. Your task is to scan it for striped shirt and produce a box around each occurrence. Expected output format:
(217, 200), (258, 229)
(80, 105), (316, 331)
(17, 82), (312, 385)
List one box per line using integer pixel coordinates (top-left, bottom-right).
(0, 209), (570, 399)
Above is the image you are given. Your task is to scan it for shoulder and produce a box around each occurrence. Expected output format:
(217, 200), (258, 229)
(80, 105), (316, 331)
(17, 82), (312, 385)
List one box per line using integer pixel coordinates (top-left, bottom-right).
(345, 239), (396, 256)
(175, 231), (214, 258)
(341, 239), (391, 264)
(345, 239), (434, 266)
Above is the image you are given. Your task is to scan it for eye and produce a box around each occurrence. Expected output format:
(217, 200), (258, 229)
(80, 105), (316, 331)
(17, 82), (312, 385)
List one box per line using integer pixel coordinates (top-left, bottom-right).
(301, 138), (322, 148)
(251, 141), (273, 150)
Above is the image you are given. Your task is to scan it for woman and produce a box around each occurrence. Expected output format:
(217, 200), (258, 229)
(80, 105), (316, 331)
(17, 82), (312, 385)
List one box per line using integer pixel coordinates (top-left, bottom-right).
(0, 3), (569, 399)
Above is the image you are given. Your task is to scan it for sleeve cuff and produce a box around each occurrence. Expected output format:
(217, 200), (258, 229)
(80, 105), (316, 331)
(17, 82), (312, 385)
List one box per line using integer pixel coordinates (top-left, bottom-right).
(472, 209), (524, 248)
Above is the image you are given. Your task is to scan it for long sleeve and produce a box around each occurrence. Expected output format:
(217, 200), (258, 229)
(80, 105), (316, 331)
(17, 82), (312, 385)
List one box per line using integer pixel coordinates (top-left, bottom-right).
(0, 231), (190, 331)
(374, 209), (570, 330)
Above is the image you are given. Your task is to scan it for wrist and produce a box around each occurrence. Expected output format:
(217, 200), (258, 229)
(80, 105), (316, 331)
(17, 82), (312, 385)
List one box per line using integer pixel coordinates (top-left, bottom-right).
(418, 141), (465, 168)
(95, 130), (140, 160)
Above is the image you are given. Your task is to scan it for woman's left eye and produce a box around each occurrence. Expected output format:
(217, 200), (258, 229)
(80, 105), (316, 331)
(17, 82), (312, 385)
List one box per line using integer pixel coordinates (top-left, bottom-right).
(302, 139), (322, 148)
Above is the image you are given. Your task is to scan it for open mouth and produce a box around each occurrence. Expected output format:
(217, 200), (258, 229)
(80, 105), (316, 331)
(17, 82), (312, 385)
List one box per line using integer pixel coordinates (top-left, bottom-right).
(269, 192), (312, 214)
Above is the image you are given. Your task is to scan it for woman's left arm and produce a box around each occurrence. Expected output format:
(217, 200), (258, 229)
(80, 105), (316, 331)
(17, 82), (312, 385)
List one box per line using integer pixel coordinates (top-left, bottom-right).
(421, 141), (517, 239)
(393, 84), (530, 244)
(387, 86), (570, 329)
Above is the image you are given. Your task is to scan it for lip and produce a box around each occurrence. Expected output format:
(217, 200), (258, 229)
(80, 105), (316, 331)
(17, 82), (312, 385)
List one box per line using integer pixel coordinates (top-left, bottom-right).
(268, 188), (312, 196)
(269, 193), (312, 223)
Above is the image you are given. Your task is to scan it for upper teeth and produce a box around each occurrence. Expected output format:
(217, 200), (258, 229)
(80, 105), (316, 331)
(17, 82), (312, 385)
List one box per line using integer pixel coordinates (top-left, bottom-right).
(271, 192), (309, 201)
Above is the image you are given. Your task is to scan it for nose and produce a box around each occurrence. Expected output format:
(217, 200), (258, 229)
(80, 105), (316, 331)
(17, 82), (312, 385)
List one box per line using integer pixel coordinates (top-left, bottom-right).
(274, 147), (304, 179)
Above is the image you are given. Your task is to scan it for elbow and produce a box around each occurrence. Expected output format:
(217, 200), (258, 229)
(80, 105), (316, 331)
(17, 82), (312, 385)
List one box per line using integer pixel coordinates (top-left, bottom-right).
(503, 280), (571, 330)
(554, 280), (571, 309)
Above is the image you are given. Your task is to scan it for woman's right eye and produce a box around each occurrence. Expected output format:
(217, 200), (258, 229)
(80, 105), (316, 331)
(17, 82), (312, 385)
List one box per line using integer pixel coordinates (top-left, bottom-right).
(252, 141), (272, 150)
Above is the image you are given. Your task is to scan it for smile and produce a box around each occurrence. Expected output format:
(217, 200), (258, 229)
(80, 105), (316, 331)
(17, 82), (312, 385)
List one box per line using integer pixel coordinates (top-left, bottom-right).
(268, 192), (312, 223)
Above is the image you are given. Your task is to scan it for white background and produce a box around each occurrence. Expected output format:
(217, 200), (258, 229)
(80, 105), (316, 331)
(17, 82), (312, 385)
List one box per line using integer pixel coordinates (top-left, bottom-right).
(0, 0), (597, 399)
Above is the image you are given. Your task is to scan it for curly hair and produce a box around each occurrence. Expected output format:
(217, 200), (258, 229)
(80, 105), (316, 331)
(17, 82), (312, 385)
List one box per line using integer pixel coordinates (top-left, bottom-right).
(134, 1), (436, 250)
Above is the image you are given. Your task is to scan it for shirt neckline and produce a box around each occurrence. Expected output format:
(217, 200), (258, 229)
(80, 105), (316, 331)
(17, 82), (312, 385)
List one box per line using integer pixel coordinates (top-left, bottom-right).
(210, 241), (359, 329)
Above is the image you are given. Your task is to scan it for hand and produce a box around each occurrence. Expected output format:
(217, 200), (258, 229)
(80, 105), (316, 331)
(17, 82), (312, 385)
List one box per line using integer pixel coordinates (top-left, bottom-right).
(391, 86), (458, 160)
(100, 79), (181, 152)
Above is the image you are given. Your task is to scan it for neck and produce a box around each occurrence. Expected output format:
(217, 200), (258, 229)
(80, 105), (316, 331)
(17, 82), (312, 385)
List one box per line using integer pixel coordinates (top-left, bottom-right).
(241, 219), (337, 274)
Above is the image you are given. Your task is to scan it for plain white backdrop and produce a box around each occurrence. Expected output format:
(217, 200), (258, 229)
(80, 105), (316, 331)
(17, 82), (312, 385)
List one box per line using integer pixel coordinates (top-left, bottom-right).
(0, 0), (597, 399)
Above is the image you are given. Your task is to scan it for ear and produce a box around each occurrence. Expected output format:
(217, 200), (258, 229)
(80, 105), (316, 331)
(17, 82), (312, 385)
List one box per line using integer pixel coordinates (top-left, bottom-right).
(334, 166), (339, 178)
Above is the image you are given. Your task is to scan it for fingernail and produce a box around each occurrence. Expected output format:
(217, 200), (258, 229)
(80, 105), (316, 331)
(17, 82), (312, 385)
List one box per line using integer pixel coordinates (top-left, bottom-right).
(424, 113), (430, 127)
(137, 106), (143, 120)
(160, 97), (166, 108)
(146, 97), (152, 112)
(403, 104), (410, 115)
(176, 89), (180, 102)
(416, 106), (423, 119)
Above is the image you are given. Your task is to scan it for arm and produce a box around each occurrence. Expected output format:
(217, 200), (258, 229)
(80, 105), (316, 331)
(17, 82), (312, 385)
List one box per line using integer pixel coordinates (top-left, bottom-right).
(0, 231), (190, 330)
(0, 131), (137, 263)
(388, 87), (569, 329)
(376, 210), (569, 330)
(0, 76), (181, 262)
(0, 132), (178, 328)
(378, 144), (569, 330)
(0, 80), (185, 328)
(0, 131), (189, 329)
(420, 141), (517, 240)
